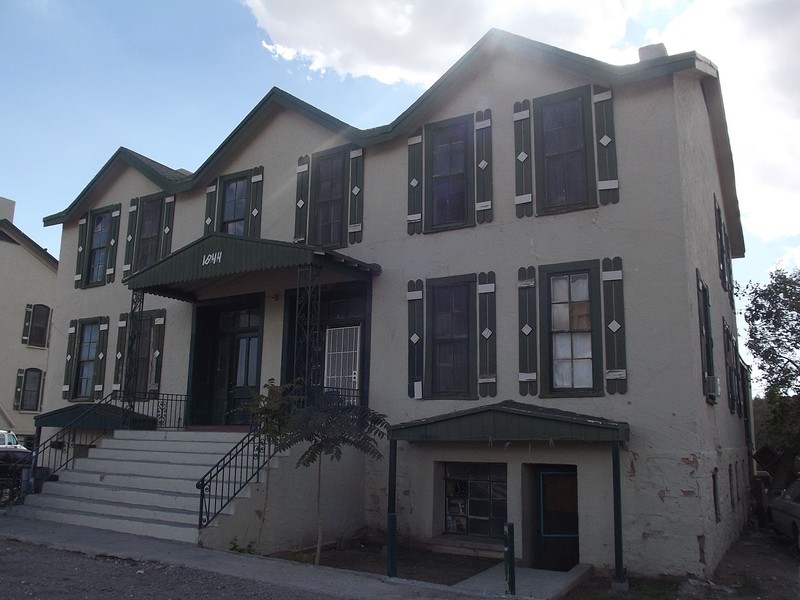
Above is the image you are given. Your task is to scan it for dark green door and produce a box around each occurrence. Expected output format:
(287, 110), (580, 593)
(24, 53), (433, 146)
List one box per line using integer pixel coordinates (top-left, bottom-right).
(534, 466), (579, 571)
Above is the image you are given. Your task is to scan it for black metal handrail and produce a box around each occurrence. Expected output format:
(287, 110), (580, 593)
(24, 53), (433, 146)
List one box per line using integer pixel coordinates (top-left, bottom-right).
(14, 391), (188, 502)
(195, 385), (366, 529)
(196, 422), (275, 529)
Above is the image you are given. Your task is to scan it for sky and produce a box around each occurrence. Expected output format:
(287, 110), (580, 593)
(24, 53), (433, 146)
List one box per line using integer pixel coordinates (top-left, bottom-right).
(1, 1), (798, 309)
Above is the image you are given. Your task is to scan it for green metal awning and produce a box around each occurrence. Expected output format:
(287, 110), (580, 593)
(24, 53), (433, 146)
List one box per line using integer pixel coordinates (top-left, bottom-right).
(123, 233), (381, 300)
(34, 403), (156, 430)
(388, 400), (629, 443)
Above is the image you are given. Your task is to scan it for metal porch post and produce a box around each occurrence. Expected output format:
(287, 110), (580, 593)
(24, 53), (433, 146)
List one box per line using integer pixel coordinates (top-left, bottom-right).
(387, 438), (397, 577)
(294, 264), (321, 400)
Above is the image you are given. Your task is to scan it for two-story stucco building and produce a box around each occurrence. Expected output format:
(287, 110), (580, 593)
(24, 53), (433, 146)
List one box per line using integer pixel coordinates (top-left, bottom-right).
(22, 30), (751, 579)
(0, 197), (57, 447)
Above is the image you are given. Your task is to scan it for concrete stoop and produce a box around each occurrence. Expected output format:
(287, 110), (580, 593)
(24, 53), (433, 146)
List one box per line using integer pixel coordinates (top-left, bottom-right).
(10, 429), (264, 544)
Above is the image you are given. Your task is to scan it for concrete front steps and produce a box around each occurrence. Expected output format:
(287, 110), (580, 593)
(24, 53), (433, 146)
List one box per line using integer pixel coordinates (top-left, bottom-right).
(11, 429), (255, 544)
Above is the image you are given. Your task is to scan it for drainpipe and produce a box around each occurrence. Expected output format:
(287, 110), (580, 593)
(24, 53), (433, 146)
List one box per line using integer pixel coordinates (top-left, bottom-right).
(386, 439), (397, 577)
(611, 441), (628, 591)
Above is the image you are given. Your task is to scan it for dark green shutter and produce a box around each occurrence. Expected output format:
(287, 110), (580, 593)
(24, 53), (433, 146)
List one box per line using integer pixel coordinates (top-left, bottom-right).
(475, 110), (493, 224)
(723, 318), (735, 414)
(714, 196), (726, 288)
(593, 86), (619, 205)
(113, 313), (128, 392)
(74, 215), (88, 288)
(13, 368), (24, 410)
(152, 310), (166, 391)
(63, 319), (78, 399)
(407, 131), (423, 235)
(94, 316), (110, 400)
(204, 182), (218, 235)
(162, 195), (175, 258)
(21, 303), (32, 344)
(248, 167), (264, 238)
(294, 156), (309, 243)
(518, 267), (537, 395)
(105, 204), (121, 284)
(602, 257), (627, 394)
(513, 100), (534, 218)
(348, 148), (364, 244)
(124, 198), (139, 275)
(478, 271), (496, 397)
(407, 280), (424, 398)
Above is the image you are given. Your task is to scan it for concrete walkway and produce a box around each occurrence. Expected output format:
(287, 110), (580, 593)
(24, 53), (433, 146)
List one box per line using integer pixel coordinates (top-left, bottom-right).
(0, 512), (589, 600)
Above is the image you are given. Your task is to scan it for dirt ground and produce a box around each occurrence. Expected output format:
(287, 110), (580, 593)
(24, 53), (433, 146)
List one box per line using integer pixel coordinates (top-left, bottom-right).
(0, 525), (796, 599)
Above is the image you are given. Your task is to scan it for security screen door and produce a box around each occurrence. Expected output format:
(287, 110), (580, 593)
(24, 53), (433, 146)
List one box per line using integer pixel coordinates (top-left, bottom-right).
(323, 325), (360, 394)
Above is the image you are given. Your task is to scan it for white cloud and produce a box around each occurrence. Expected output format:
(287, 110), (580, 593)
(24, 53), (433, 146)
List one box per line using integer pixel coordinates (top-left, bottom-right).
(241, 0), (800, 248)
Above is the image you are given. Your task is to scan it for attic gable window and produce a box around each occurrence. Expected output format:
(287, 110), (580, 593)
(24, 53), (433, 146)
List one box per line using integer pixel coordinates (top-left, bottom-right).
(123, 194), (175, 274)
(424, 115), (475, 232)
(204, 167), (264, 238)
(74, 204), (121, 288)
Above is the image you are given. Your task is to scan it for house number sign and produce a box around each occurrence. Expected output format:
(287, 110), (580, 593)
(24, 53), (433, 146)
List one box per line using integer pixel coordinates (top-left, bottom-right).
(201, 251), (223, 266)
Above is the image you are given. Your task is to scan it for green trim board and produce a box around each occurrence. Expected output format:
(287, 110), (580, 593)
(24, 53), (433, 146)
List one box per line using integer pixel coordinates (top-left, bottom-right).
(389, 399), (629, 442)
(123, 233), (380, 301)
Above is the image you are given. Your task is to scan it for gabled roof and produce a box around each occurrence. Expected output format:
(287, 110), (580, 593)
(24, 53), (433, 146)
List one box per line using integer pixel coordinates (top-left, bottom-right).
(43, 147), (191, 226)
(389, 400), (629, 443)
(43, 28), (742, 255)
(0, 219), (58, 271)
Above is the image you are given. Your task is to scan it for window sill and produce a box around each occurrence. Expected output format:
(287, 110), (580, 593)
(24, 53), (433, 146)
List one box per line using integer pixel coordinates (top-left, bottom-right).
(536, 203), (597, 217)
(539, 390), (604, 399)
(422, 395), (479, 402)
(423, 221), (476, 235)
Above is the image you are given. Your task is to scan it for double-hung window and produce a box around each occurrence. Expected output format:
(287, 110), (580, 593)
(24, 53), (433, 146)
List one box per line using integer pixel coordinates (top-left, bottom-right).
(63, 317), (109, 400)
(310, 148), (347, 247)
(221, 176), (248, 236)
(424, 275), (477, 399)
(539, 261), (602, 395)
(124, 194), (174, 275)
(75, 205), (121, 288)
(204, 167), (264, 238)
(424, 115), (475, 232)
(533, 87), (596, 214)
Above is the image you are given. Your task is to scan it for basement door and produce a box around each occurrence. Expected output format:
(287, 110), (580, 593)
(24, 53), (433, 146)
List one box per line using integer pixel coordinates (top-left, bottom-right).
(532, 465), (579, 571)
(323, 325), (360, 397)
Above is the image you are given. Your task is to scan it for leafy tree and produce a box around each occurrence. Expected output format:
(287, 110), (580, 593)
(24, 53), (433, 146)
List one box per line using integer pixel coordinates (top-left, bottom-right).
(743, 268), (800, 487)
(251, 381), (388, 565)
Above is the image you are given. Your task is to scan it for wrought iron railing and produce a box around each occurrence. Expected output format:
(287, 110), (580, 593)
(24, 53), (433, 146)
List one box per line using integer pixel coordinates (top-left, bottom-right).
(196, 421), (274, 529)
(196, 385), (366, 528)
(13, 391), (188, 502)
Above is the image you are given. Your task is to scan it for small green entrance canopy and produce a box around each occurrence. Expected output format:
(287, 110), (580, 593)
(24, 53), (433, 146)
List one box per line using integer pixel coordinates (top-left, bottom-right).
(388, 400), (629, 443)
(124, 233), (381, 300)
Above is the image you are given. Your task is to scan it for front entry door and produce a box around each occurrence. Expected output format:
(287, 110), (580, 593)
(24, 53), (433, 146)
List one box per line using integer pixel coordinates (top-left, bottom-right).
(534, 466), (579, 571)
(211, 331), (260, 425)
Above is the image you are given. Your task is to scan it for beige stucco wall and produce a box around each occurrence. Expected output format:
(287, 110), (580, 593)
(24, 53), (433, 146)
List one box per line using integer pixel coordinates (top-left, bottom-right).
(40, 45), (749, 577)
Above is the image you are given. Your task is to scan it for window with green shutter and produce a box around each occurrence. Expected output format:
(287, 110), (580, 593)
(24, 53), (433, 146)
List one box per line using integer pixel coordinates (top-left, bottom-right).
(539, 260), (603, 396)
(204, 167), (263, 238)
(62, 316), (109, 401)
(74, 205), (121, 288)
(113, 309), (166, 397)
(22, 303), (51, 348)
(123, 193), (175, 275)
(531, 85), (618, 216)
(14, 367), (44, 412)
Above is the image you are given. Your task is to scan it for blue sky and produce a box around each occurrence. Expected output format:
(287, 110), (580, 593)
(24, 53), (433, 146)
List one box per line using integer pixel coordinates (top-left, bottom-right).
(1, 0), (799, 296)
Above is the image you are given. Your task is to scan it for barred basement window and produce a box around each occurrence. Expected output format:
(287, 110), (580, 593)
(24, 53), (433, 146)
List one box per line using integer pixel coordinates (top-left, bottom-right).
(444, 462), (507, 538)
